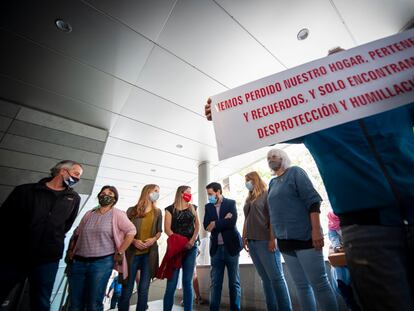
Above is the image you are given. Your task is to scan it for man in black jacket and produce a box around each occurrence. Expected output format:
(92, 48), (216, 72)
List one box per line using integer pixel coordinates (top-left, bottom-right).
(0, 160), (83, 311)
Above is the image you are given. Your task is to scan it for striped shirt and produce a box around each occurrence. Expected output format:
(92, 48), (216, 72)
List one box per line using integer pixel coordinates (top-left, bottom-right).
(75, 209), (115, 257)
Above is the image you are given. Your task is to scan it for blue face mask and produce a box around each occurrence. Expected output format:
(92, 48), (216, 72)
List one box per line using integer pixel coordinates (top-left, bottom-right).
(245, 181), (254, 191)
(63, 175), (79, 187)
(208, 195), (217, 204)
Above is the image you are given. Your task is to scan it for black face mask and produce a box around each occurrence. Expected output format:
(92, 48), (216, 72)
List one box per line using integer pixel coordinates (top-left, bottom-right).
(98, 195), (115, 207)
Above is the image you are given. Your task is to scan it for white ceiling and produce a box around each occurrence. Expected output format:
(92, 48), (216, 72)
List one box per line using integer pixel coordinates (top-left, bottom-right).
(1, 0), (413, 209)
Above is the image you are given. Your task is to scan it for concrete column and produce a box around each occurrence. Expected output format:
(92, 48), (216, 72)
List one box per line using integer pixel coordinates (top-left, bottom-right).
(197, 161), (210, 239)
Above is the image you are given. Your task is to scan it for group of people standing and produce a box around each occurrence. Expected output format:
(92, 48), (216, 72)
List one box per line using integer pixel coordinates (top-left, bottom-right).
(72, 145), (344, 311)
(65, 183), (199, 311)
(238, 149), (339, 311)
(0, 159), (197, 311)
(0, 83), (412, 311)
(0, 151), (340, 311)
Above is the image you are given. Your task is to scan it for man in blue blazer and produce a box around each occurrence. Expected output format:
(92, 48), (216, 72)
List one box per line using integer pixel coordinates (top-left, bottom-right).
(204, 182), (242, 311)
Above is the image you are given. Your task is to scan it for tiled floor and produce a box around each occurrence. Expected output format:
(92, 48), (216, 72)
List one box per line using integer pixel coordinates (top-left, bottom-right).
(121, 299), (210, 310)
(146, 300), (210, 310)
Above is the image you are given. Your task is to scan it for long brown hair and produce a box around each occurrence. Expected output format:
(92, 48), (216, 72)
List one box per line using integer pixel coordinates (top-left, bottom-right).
(132, 184), (159, 218)
(173, 185), (196, 215)
(245, 171), (267, 203)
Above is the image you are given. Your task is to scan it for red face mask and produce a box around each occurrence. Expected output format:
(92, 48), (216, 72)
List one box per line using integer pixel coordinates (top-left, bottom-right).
(182, 192), (192, 202)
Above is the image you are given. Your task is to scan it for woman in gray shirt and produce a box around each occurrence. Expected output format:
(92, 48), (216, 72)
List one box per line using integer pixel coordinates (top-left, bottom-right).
(242, 171), (292, 311)
(267, 148), (338, 311)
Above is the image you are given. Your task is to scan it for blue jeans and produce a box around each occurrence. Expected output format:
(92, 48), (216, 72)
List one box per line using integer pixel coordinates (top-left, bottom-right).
(68, 255), (114, 311)
(163, 246), (197, 311)
(0, 261), (59, 311)
(210, 245), (241, 311)
(248, 240), (292, 311)
(330, 267), (361, 311)
(29, 261), (60, 311)
(282, 249), (338, 311)
(118, 254), (151, 311)
(328, 230), (342, 249)
(342, 224), (414, 311)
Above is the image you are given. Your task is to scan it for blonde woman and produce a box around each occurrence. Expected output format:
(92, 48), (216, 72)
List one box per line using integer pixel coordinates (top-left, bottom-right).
(243, 171), (292, 311)
(118, 184), (162, 311)
(163, 186), (200, 311)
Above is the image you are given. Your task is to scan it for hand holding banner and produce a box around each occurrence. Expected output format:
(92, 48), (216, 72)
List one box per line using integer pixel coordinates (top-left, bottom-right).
(210, 29), (414, 160)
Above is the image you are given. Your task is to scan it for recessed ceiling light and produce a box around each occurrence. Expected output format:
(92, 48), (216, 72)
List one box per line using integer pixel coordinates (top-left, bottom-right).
(55, 19), (72, 33)
(176, 144), (183, 149)
(150, 168), (156, 172)
(297, 28), (309, 41)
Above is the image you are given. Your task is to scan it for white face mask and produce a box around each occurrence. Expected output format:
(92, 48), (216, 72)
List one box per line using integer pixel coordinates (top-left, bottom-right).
(245, 181), (254, 191)
(149, 192), (159, 202)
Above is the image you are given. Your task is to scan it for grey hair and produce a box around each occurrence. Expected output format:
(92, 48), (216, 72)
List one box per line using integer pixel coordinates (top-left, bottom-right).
(50, 160), (82, 177)
(267, 149), (291, 171)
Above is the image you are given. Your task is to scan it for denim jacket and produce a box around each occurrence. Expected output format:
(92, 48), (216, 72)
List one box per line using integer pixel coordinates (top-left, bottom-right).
(268, 166), (322, 240)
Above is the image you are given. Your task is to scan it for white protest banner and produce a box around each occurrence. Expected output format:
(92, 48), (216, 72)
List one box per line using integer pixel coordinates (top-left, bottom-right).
(211, 28), (414, 160)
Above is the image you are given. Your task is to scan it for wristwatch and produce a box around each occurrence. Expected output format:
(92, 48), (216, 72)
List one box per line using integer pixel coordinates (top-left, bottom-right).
(117, 251), (124, 256)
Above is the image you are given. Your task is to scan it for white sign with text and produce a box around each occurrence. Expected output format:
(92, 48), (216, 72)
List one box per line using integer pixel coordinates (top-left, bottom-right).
(211, 28), (414, 160)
